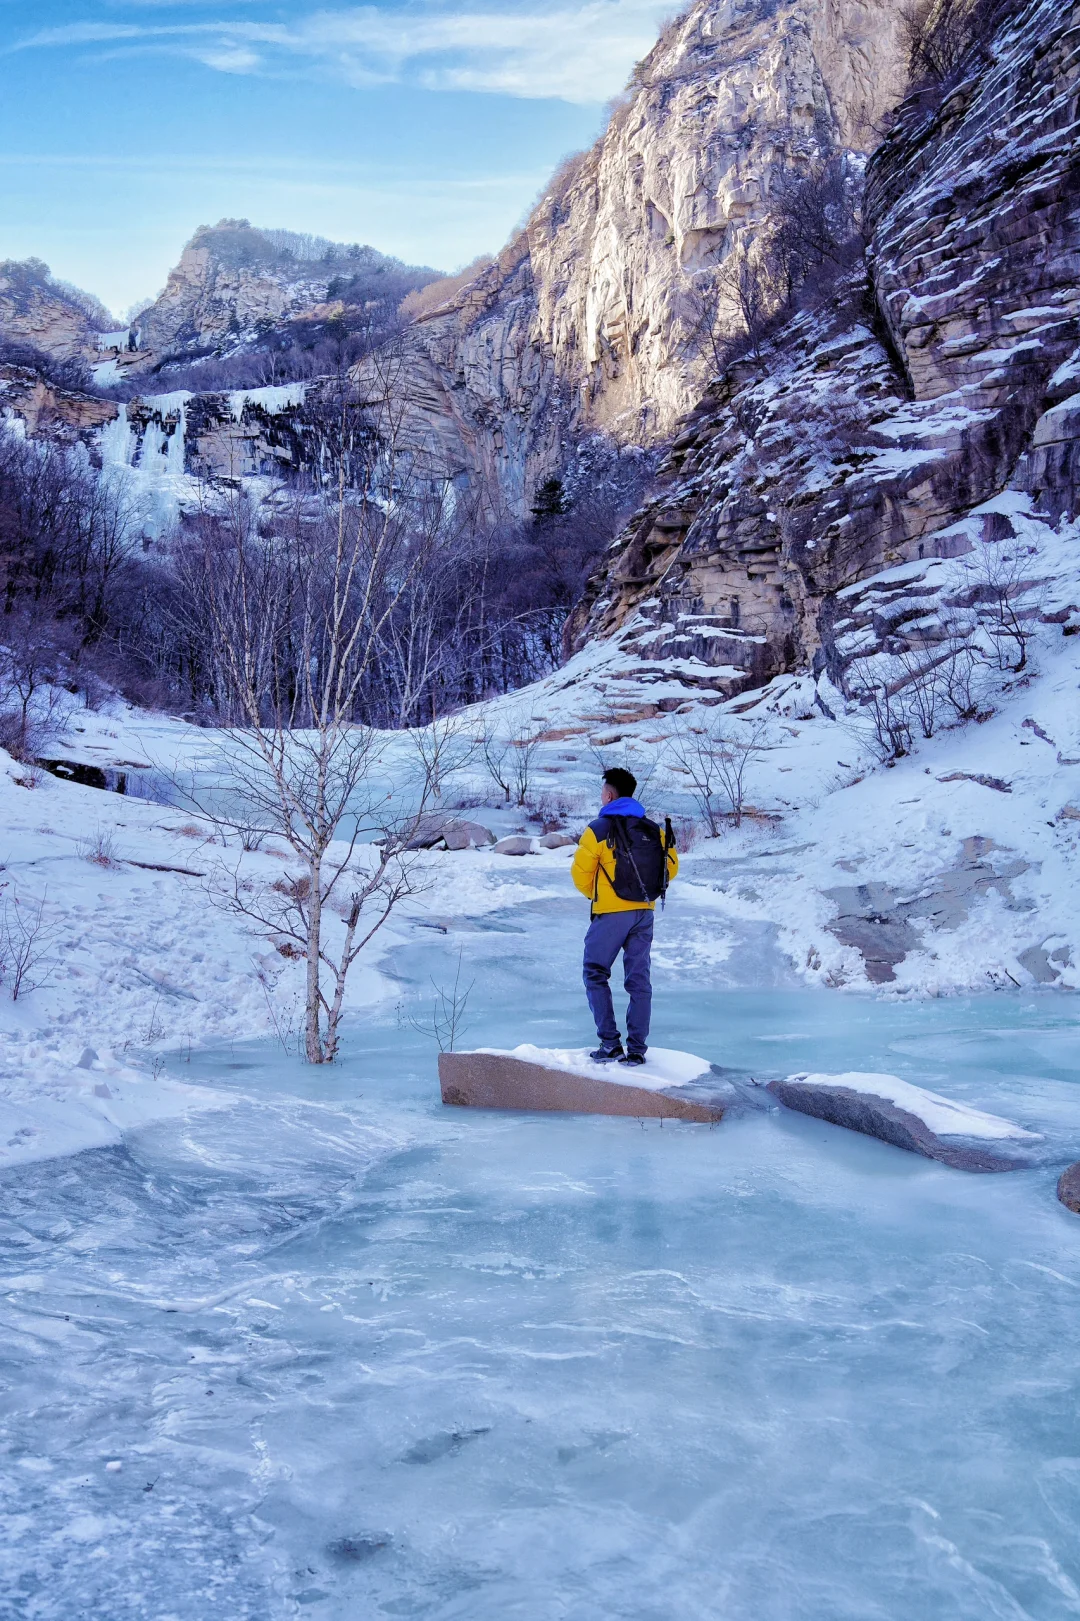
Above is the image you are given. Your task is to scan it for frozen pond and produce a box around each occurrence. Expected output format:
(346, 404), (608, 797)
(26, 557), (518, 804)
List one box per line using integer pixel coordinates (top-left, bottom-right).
(4, 890), (1080, 1618)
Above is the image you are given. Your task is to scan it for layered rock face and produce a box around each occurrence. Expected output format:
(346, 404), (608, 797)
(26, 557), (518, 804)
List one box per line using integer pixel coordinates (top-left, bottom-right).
(0, 262), (97, 363)
(388, 0), (909, 515)
(133, 221), (438, 371)
(569, 0), (1080, 696)
(0, 364), (117, 442)
(136, 227), (331, 365)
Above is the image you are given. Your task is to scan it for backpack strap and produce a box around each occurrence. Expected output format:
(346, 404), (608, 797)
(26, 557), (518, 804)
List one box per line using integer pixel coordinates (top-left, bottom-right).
(659, 816), (675, 909)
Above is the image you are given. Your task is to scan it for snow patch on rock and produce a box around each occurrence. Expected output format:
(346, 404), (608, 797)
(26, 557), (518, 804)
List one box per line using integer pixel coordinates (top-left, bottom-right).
(785, 1071), (1039, 1141)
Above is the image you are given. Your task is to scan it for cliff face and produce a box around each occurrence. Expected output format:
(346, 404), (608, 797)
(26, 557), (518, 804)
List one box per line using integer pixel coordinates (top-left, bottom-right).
(136, 228), (330, 364)
(566, 0), (1080, 698)
(133, 221), (439, 371)
(387, 0), (909, 515)
(0, 364), (117, 442)
(0, 262), (97, 363)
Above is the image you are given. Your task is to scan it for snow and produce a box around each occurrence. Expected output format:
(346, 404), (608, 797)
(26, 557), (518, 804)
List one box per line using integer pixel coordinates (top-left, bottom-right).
(785, 1070), (1040, 1139)
(479, 1042), (712, 1090)
(227, 382), (307, 421)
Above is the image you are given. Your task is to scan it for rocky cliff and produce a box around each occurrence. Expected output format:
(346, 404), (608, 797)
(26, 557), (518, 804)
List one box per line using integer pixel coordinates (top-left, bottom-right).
(565, 0), (1080, 700)
(133, 221), (439, 372)
(384, 0), (910, 516)
(0, 259), (104, 364)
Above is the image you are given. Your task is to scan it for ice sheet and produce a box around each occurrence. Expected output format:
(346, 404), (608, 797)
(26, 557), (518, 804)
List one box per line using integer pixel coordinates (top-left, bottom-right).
(479, 1043), (712, 1091)
(787, 1070), (1040, 1139)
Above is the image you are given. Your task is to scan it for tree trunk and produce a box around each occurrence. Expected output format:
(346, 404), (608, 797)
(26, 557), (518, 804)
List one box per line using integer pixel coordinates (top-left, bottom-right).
(304, 855), (325, 1062)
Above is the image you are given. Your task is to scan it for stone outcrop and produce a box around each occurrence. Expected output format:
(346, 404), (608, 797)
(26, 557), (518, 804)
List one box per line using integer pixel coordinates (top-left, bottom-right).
(767, 1074), (1032, 1170)
(382, 0), (910, 517)
(0, 364), (117, 445)
(0, 261), (98, 363)
(1058, 1162), (1080, 1211)
(439, 1050), (726, 1121)
(136, 226), (333, 366)
(133, 221), (438, 371)
(567, 0), (1080, 695)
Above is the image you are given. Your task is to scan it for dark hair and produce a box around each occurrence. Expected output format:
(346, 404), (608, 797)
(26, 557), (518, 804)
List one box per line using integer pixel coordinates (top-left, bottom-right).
(603, 767), (638, 800)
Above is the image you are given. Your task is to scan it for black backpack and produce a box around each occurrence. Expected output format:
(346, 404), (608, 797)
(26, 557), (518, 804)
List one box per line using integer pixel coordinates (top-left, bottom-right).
(592, 814), (675, 905)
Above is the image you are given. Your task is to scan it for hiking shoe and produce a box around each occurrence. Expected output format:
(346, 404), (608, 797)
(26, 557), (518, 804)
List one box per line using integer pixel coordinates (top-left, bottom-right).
(618, 1052), (647, 1067)
(589, 1043), (624, 1063)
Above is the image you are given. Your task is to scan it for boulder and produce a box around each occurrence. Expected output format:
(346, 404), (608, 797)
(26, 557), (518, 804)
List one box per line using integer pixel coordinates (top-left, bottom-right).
(439, 1050), (725, 1122)
(407, 814), (495, 851)
(538, 832), (576, 848)
(442, 820), (496, 851)
(766, 1072), (1036, 1172)
(1057, 1163), (1080, 1212)
(492, 836), (535, 856)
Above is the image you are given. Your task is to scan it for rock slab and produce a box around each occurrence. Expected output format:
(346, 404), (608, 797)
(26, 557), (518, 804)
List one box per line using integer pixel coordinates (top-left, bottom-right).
(1057, 1163), (1080, 1212)
(766, 1079), (1025, 1173)
(439, 1052), (724, 1123)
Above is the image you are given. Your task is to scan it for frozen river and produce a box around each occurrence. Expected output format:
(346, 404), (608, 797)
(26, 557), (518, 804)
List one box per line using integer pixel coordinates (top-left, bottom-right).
(4, 885), (1080, 1619)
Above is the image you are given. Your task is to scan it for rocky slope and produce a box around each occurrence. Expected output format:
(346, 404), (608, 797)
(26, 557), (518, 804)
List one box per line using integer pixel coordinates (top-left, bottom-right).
(131, 221), (439, 373)
(0, 259), (107, 365)
(566, 0), (1080, 701)
(381, 0), (909, 516)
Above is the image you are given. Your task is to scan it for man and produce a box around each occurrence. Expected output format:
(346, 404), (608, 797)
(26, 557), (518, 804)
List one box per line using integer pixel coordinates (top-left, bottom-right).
(571, 767), (678, 1066)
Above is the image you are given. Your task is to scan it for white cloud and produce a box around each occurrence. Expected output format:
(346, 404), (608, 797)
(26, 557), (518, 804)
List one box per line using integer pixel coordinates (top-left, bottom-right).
(195, 43), (263, 72)
(13, 1), (675, 105)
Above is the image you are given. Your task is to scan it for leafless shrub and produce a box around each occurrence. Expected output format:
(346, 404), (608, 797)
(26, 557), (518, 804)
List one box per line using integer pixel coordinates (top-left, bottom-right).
(0, 887), (56, 1000)
(849, 631), (999, 761)
(666, 717), (769, 831)
(76, 828), (120, 868)
(670, 814), (704, 852)
(399, 257), (493, 322)
(585, 740), (661, 805)
(408, 950), (475, 1052)
(900, 0), (1016, 87)
(964, 540), (1036, 673)
(526, 790), (578, 831)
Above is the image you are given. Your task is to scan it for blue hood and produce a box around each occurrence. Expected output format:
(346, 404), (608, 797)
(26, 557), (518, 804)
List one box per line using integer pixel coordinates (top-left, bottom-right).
(598, 796), (646, 819)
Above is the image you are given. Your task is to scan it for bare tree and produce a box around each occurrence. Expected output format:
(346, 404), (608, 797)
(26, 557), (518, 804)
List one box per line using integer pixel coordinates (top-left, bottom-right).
(481, 719), (514, 803)
(666, 716), (768, 831)
(173, 374), (456, 1063)
(412, 711), (481, 802)
(0, 886), (55, 1000)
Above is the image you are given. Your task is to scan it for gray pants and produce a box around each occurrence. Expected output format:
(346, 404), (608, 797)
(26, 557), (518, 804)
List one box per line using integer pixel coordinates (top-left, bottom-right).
(583, 910), (654, 1054)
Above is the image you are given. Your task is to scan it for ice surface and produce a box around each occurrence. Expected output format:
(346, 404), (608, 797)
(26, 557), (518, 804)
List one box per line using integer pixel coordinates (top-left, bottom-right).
(479, 1043), (712, 1091)
(787, 1071), (1041, 1140)
(3, 862), (1080, 1618)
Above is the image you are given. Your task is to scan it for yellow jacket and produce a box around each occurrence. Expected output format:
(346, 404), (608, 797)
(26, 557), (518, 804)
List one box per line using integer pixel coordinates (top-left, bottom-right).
(571, 815), (679, 914)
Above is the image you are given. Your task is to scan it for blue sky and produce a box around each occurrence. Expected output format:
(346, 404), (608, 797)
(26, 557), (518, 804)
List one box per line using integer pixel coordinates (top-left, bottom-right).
(0, 0), (671, 319)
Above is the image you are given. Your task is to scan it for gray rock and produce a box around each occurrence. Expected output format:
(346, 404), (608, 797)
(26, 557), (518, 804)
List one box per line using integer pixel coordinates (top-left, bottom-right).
(76, 1046), (99, 1069)
(766, 1078), (1026, 1173)
(442, 820), (496, 851)
(492, 836), (535, 856)
(407, 814), (495, 851)
(1057, 1163), (1080, 1213)
(439, 1051), (725, 1123)
(538, 832), (576, 848)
